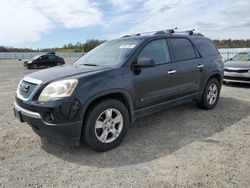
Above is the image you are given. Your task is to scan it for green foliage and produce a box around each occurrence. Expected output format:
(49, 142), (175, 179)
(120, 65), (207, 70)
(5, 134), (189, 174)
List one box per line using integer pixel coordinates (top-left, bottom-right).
(83, 39), (104, 52)
(40, 39), (106, 53)
(213, 39), (250, 48)
(0, 46), (35, 52)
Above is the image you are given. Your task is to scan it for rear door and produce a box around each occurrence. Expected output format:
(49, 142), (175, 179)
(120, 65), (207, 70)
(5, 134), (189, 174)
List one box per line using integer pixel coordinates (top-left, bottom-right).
(48, 55), (58, 66)
(134, 39), (178, 109)
(42, 55), (51, 66)
(168, 38), (204, 97)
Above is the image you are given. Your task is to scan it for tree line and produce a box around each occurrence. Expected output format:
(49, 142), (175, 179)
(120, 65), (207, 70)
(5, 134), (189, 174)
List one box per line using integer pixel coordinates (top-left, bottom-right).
(213, 39), (250, 48)
(41, 39), (106, 53)
(1, 39), (250, 52)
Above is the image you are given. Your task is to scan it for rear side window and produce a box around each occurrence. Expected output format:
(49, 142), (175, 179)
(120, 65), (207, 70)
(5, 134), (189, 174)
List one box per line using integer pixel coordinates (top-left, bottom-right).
(193, 38), (219, 57)
(169, 38), (196, 61)
(48, 55), (56, 59)
(138, 39), (171, 64)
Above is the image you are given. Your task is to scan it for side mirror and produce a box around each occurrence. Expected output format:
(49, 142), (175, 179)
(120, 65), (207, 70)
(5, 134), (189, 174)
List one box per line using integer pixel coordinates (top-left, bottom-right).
(134, 58), (156, 68)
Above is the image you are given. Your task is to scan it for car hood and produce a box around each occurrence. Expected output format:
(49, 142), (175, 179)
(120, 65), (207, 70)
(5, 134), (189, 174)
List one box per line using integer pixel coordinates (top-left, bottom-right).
(224, 61), (250, 69)
(25, 64), (111, 83)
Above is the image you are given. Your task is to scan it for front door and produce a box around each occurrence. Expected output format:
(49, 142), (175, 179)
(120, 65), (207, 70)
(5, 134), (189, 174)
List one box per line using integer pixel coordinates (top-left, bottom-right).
(134, 39), (178, 109)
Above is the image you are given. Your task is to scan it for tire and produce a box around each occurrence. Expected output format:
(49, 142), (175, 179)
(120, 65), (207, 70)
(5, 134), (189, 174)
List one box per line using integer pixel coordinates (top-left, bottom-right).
(27, 65), (31, 69)
(83, 99), (129, 152)
(198, 78), (221, 110)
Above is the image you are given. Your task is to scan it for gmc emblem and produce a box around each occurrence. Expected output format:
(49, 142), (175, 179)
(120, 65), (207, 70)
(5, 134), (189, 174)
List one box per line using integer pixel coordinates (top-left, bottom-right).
(19, 84), (30, 93)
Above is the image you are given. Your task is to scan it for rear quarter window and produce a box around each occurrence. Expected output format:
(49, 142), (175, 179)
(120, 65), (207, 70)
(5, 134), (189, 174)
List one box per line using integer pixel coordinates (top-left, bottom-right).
(193, 38), (219, 57)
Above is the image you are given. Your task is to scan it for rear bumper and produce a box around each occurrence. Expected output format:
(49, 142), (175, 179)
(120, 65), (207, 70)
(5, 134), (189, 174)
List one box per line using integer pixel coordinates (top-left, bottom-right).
(223, 72), (250, 83)
(14, 102), (82, 145)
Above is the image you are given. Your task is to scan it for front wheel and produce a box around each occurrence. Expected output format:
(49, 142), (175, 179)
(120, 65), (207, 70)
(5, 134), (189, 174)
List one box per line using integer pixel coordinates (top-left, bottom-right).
(198, 78), (221, 110)
(83, 99), (129, 152)
(31, 64), (38, 69)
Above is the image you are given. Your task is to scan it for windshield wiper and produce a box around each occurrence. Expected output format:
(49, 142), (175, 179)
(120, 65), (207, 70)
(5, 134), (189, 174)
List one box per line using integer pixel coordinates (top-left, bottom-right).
(83, 63), (98, 66)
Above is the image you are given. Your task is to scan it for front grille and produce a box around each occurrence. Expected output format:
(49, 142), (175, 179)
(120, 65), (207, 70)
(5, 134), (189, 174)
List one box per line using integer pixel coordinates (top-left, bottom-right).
(17, 80), (38, 99)
(224, 68), (249, 73)
(224, 76), (250, 82)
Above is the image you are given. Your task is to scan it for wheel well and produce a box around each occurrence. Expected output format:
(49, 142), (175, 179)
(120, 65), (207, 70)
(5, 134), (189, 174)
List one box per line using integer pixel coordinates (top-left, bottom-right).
(83, 93), (132, 123)
(209, 73), (222, 84)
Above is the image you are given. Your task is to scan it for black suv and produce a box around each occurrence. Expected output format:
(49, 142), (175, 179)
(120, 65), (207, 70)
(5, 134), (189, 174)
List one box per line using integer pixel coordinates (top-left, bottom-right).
(14, 29), (223, 151)
(24, 52), (65, 69)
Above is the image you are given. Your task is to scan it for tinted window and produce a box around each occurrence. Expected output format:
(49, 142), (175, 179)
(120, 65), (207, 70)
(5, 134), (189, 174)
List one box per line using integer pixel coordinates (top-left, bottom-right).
(194, 39), (219, 57)
(169, 38), (196, 61)
(48, 55), (56, 59)
(138, 39), (171, 64)
(43, 55), (49, 60)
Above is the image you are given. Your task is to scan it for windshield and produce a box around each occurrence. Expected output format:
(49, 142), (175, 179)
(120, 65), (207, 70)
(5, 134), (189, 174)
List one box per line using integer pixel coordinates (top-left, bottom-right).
(74, 39), (141, 66)
(231, 53), (250, 61)
(32, 55), (42, 60)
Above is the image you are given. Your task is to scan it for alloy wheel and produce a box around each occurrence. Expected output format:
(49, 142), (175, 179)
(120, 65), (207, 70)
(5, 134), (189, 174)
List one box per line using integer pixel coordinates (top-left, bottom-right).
(95, 108), (123, 143)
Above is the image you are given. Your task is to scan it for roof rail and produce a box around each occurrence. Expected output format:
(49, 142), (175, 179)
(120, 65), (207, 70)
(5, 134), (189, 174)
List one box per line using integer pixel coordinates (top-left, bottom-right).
(121, 28), (203, 38)
(122, 28), (178, 38)
(173, 29), (195, 35)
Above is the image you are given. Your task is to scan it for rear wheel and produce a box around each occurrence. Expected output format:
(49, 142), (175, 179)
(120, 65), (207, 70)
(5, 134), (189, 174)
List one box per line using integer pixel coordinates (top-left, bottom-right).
(198, 78), (221, 110)
(83, 99), (129, 152)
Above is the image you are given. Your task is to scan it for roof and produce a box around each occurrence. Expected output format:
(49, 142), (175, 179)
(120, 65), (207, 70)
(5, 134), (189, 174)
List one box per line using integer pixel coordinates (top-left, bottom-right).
(120, 28), (205, 40)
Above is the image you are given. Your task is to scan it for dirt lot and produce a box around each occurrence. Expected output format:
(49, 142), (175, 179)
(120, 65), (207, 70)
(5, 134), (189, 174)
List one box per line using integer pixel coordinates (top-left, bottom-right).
(0, 59), (250, 188)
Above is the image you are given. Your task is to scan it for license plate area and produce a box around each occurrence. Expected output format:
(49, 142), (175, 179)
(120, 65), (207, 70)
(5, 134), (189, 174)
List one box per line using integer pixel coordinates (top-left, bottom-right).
(14, 107), (24, 122)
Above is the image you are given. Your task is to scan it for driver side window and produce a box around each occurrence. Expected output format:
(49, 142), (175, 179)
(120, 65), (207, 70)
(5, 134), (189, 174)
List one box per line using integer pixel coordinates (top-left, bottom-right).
(138, 39), (171, 64)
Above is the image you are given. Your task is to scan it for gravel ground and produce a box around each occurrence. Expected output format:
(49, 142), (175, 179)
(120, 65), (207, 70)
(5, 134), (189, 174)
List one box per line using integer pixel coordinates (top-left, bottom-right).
(0, 59), (250, 188)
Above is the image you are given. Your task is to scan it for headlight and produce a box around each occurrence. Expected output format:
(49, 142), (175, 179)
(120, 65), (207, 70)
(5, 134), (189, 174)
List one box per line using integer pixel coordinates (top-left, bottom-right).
(27, 61), (33, 64)
(38, 79), (78, 102)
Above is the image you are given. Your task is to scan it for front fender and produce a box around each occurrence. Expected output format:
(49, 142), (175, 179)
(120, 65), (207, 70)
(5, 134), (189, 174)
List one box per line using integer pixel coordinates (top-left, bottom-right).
(79, 89), (135, 124)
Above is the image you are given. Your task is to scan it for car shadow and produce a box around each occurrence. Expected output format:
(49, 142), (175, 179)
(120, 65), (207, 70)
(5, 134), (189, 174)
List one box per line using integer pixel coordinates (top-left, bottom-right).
(41, 97), (250, 168)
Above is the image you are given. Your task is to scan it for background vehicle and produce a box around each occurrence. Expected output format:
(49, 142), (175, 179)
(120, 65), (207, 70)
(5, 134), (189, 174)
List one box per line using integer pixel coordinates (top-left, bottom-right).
(24, 52), (65, 69)
(14, 29), (223, 151)
(224, 52), (250, 83)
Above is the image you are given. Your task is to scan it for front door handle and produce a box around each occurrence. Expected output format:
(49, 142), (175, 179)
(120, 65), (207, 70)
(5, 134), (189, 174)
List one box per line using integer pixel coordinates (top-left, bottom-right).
(168, 70), (177, 74)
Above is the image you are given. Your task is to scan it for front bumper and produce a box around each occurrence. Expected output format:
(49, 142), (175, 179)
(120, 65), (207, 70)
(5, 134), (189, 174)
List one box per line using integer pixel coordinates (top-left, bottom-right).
(23, 61), (28, 67)
(223, 72), (250, 83)
(14, 101), (83, 145)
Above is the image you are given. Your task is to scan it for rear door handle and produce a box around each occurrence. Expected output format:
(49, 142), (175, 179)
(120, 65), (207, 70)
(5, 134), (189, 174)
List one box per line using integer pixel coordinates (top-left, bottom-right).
(168, 70), (177, 74)
(197, 64), (204, 68)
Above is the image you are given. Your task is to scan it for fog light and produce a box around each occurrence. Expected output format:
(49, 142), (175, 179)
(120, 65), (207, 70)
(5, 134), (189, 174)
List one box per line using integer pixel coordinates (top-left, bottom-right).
(44, 112), (54, 123)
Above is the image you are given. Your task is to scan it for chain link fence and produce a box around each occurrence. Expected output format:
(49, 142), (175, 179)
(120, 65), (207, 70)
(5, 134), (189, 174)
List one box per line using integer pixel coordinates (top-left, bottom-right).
(219, 48), (250, 61)
(0, 52), (85, 60)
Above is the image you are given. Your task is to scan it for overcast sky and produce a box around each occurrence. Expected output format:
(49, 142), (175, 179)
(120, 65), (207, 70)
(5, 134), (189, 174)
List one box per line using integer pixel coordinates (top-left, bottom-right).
(0, 0), (250, 48)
